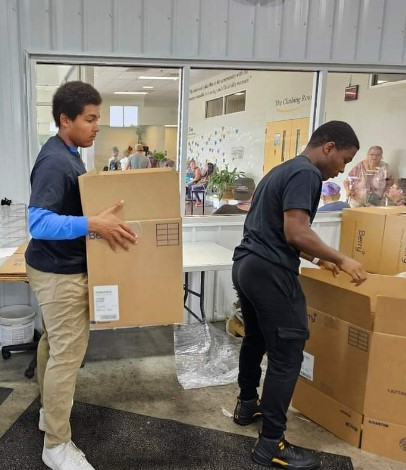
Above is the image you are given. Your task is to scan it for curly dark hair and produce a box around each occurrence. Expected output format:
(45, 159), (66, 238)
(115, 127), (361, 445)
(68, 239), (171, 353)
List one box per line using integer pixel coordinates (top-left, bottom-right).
(308, 121), (359, 150)
(52, 81), (102, 127)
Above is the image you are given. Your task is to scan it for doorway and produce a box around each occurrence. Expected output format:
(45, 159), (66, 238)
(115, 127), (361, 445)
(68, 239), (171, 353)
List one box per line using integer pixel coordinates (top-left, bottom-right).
(263, 118), (309, 175)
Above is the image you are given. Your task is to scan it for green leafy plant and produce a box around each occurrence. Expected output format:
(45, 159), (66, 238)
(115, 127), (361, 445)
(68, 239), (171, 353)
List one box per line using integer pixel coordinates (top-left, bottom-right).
(153, 151), (166, 162)
(207, 166), (245, 200)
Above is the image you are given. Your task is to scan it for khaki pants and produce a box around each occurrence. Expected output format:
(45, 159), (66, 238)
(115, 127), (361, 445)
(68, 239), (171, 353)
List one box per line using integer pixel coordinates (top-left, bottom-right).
(26, 264), (90, 448)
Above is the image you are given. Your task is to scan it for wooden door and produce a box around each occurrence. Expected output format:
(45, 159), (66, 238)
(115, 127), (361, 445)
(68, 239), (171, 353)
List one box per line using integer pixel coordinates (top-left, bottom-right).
(263, 118), (309, 175)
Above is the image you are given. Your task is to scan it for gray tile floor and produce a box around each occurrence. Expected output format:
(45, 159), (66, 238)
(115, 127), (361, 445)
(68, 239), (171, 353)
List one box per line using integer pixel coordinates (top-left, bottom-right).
(0, 324), (404, 470)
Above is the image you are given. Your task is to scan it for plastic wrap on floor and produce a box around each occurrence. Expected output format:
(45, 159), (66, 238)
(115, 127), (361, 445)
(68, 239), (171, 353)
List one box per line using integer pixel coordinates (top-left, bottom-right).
(174, 322), (242, 390)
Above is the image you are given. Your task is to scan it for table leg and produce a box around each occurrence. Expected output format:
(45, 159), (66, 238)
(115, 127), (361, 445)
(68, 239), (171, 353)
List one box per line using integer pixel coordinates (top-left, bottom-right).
(183, 271), (206, 323)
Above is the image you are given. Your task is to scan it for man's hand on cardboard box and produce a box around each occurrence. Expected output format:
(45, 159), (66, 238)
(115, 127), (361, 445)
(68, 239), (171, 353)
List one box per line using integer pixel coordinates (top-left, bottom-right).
(336, 256), (367, 286)
(88, 200), (137, 252)
(318, 260), (340, 277)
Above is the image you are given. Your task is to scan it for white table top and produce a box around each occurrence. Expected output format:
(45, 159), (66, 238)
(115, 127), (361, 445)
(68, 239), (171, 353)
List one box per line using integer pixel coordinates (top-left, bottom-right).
(183, 242), (234, 272)
(0, 247), (19, 267)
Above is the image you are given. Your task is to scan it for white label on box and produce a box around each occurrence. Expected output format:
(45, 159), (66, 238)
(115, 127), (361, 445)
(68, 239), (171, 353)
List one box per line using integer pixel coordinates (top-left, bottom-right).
(93, 285), (119, 322)
(300, 351), (314, 381)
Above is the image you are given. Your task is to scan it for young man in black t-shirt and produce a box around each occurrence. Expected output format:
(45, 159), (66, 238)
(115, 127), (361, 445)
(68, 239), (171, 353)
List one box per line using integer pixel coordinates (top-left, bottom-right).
(232, 121), (367, 469)
(25, 81), (136, 470)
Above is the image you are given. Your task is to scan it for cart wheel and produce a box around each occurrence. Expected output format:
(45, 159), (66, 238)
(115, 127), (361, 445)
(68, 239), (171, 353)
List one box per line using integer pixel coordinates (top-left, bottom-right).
(2, 350), (11, 360)
(25, 368), (35, 379)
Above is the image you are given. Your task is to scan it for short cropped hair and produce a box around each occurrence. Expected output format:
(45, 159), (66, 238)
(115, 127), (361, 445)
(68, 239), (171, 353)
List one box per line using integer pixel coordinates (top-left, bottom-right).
(52, 81), (102, 127)
(308, 121), (359, 150)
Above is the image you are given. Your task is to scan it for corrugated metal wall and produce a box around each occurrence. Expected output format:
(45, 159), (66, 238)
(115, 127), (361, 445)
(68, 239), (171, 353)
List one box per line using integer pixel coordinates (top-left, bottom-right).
(1, 0), (406, 202)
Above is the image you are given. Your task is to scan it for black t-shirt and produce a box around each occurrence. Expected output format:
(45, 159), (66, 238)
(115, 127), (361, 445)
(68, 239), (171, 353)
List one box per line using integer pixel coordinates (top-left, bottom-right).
(25, 135), (87, 274)
(233, 156), (322, 274)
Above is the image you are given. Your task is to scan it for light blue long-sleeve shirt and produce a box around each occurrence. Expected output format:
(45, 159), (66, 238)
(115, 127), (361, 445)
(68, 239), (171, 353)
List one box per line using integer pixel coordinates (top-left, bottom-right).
(28, 207), (88, 240)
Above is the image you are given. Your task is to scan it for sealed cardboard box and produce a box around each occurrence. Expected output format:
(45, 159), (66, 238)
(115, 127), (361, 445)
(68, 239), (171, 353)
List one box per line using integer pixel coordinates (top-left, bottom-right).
(339, 206), (406, 274)
(79, 168), (184, 328)
(293, 268), (406, 463)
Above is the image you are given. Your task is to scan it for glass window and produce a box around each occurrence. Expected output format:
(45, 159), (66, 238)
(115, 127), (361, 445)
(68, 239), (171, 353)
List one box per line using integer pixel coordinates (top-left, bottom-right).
(109, 106), (139, 127)
(35, 64), (180, 171)
(371, 73), (406, 86)
(205, 97), (223, 118)
(325, 72), (406, 208)
(225, 91), (246, 114)
(187, 69), (314, 216)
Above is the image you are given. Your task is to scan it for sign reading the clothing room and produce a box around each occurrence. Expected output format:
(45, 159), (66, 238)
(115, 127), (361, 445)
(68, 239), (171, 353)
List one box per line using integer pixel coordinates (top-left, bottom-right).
(275, 94), (312, 112)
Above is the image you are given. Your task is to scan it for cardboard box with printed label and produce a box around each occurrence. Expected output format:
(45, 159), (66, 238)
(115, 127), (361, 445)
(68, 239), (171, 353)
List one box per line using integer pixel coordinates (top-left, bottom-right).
(293, 268), (406, 463)
(79, 168), (184, 328)
(339, 206), (406, 274)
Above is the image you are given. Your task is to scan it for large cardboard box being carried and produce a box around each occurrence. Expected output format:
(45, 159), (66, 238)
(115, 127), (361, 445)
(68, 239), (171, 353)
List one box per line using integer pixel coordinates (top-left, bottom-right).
(293, 268), (406, 463)
(339, 206), (406, 274)
(79, 168), (183, 328)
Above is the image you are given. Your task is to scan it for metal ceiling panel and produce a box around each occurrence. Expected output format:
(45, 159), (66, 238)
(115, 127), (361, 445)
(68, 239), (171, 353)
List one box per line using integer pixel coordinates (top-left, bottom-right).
(356, 0), (385, 62)
(144, 0), (173, 56)
(331, 0), (360, 62)
(253, 0), (283, 60)
(173, 0), (201, 58)
(280, 0), (310, 60)
(306, 0), (336, 62)
(199, 0), (228, 58)
(83, 0), (113, 53)
(380, 0), (406, 63)
(55, 0), (84, 51)
(227, 0), (256, 59)
(113, 0), (143, 55)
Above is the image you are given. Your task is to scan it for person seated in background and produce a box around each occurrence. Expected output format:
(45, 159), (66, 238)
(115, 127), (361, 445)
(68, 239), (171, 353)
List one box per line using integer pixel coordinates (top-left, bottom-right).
(342, 145), (394, 207)
(191, 162), (214, 206)
(108, 146), (121, 170)
(213, 177), (255, 215)
(318, 181), (350, 212)
(386, 183), (406, 206)
(125, 144), (151, 169)
(185, 159), (202, 199)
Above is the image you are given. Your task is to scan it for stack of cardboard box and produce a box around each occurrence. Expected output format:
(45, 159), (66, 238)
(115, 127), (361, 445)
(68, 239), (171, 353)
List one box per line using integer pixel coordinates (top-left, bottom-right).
(79, 168), (184, 329)
(293, 207), (406, 464)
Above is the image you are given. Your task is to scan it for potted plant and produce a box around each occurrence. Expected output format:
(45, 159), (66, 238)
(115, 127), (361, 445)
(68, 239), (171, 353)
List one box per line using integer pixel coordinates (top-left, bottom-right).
(207, 166), (245, 200)
(134, 125), (147, 144)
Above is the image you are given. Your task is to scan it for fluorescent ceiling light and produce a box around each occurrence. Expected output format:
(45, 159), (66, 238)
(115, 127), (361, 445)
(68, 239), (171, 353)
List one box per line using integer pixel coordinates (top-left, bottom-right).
(142, 86), (154, 89)
(138, 76), (178, 80)
(165, 125), (178, 127)
(113, 91), (148, 95)
(234, 92), (245, 95)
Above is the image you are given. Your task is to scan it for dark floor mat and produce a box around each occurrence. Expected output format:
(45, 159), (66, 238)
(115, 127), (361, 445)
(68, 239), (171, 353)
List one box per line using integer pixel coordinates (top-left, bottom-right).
(85, 325), (174, 362)
(0, 398), (353, 470)
(0, 387), (12, 405)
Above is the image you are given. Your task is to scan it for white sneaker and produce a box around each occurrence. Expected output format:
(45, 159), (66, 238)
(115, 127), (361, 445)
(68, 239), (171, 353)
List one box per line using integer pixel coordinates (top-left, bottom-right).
(42, 441), (95, 469)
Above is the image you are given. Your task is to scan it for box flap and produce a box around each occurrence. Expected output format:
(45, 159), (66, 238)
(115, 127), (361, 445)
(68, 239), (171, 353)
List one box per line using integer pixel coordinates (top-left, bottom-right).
(79, 168), (180, 220)
(300, 268), (406, 330)
(300, 269), (373, 329)
(374, 297), (406, 335)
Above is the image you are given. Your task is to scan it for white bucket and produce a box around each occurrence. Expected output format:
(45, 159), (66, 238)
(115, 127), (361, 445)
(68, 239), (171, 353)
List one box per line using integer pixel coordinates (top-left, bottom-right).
(0, 305), (36, 347)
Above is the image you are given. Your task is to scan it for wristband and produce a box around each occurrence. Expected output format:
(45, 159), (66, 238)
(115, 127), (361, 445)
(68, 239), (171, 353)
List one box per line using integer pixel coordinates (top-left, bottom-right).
(311, 257), (320, 265)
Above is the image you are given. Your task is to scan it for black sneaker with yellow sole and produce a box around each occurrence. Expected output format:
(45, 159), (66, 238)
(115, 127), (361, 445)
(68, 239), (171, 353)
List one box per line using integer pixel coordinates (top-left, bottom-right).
(233, 396), (262, 426)
(252, 435), (320, 469)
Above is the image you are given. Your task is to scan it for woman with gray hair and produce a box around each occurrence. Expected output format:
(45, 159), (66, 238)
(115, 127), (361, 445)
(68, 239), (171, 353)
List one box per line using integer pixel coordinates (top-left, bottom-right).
(343, 145), (394, 207)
